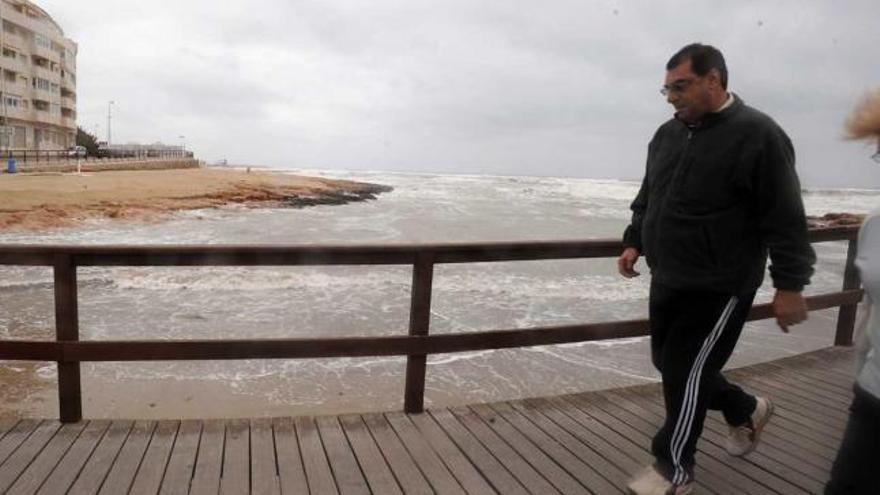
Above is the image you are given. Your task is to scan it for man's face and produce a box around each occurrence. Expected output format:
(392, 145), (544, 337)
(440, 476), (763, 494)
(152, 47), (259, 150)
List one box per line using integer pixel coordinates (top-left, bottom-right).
(663, 59), (715, 123)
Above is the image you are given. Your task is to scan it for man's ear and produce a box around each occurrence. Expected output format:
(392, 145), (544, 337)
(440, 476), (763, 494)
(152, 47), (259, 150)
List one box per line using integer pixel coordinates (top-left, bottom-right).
(706, 68), (721, 89)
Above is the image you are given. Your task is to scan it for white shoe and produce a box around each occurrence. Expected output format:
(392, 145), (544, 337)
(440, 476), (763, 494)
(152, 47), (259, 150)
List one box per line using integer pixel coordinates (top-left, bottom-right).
(726, 396), (774, 456)
(626, 466), (693, 495)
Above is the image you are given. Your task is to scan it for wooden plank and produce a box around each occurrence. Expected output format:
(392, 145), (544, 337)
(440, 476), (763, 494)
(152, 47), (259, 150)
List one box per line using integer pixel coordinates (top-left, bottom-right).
(759, 361), (854, 400)
(605, 389), (825, 494)
(36, 420), (112, 495)
(468, 403), (588, 495)
(220, 419), (250, 495)
(96, 421), (155, 495)
(0, 421), (18, 441)
(729, 375), (848, 436)
(448, 406), (561, 495)
(507, 399), (633, 491)
(606, 389), (831, 485)
(384, 412), (466, 495)
(406, 411), (497, 495)
(158, 420), (202, 495)
(129, 420), (179, 495)
(522, 397), (646, 473)
(428, 409), (529, 495)
(250, 418), (280, 495)
(753, 364), (854, 404)
(486, 402), (622, 494)
(739, 372), (851, 418)
(272, 418), (309, 495)
(315, 416), (369, 495)
(602, 389), (808, 495)
(338, 415), (403, 495)
(0, 421), (41, 467)
(295, 416), (339, 495)
(0, 421), (62, 493)
(189, 420), (225, 495)
(552, 392), (746, 494)
(64, 421), (133, 495)
(361, 412), (432, 495)
(556, 393), (747, 495)
(7, 421), (87, 494)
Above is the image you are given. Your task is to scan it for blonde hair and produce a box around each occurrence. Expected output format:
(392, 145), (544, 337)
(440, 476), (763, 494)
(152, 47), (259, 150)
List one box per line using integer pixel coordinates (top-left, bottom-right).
(845, 88), (880, 140)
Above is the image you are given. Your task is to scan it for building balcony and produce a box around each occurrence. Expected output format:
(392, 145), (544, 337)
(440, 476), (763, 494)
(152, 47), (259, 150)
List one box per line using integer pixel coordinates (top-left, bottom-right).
(31, 63), (59, 82)
(1, 78), (29, 93)
(1, 32), (30, 52)
(0, 104), (32, 122)
(61, 95), (75, 108)
(59, 116), (74, 129)
(0, 55), (28, 74)
(1, 6), (64, 40)
(30, 44), (60, 65)
(60, 57), (75, 73)
(31, 110), (62, 125)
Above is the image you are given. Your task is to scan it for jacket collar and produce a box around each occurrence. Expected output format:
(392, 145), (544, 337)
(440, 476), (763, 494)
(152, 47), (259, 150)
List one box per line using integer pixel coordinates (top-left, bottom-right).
(676, 93), (744, 130)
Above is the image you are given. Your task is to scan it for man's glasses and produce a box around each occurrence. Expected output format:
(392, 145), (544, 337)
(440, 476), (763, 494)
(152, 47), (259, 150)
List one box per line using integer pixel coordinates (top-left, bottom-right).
(660, 78), (696, 97)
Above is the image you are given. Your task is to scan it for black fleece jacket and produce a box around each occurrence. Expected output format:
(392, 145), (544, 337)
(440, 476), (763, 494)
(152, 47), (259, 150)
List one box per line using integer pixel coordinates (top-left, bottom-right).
(622, 94), (816, 293)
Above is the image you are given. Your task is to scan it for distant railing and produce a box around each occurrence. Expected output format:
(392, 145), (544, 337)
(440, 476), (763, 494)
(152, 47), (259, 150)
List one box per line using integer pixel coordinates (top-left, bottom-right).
(4, 149), (194, 163)
(0, 225), (862, 422)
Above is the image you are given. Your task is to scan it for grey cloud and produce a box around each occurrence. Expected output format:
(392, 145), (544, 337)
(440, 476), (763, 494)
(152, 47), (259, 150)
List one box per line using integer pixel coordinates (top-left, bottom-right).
(36, 0), (880, 186)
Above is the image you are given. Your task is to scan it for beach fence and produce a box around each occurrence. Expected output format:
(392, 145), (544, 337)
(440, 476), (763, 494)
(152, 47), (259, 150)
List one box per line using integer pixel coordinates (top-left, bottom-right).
(1, 149), (200, 174)
(0, 226), (862, 422)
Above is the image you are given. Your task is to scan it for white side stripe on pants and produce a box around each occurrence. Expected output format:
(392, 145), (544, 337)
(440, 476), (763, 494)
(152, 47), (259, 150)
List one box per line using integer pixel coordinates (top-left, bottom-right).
(670, 296), (738, 486)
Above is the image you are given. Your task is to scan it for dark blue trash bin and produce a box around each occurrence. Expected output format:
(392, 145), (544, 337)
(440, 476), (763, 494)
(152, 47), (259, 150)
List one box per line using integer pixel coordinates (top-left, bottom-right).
(6, 158), (15, 173)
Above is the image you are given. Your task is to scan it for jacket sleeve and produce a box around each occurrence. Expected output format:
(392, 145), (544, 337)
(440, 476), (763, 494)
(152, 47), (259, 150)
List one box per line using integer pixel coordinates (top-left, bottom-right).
(622, 176), (648, 251)
(622, 139), (655, 252)
(754, 125), (816, 291)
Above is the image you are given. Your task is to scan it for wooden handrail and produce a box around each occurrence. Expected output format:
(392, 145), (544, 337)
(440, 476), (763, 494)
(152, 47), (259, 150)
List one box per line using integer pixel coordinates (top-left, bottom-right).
(0, 225), (862, 421)
(0, 289), (862, 363)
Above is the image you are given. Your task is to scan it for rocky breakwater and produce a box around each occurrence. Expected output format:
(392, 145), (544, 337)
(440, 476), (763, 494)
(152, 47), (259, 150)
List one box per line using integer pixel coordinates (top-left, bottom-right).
(806, 212), (866, 229)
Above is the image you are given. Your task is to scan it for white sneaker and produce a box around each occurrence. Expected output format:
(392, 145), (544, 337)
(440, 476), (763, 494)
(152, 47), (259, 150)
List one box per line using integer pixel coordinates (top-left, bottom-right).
(626, 466), (693, 495)
(726, 396), (774, 456)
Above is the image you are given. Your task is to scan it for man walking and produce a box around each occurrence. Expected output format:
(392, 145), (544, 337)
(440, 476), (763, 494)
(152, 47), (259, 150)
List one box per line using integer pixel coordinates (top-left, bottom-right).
(619, 43), (816, 494)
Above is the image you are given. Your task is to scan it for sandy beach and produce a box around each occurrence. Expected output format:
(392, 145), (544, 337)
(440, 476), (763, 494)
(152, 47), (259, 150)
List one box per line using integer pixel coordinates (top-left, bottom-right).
(0, 168), (391, 232)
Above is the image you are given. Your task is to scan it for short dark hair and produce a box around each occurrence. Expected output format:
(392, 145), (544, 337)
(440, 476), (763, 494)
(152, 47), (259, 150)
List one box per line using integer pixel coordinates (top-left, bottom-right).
(667, 43), (728, 90)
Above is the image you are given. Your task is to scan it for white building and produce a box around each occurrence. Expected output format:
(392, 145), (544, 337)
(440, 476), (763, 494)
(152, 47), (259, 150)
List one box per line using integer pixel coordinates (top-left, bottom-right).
(0, 0), (76, 150)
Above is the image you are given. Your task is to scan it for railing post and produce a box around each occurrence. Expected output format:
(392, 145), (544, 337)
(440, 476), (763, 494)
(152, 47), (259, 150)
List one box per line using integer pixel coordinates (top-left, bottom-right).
(54, 254), (82, 422)
(404, 253), (434, 414)
(835, 237), (861, 346)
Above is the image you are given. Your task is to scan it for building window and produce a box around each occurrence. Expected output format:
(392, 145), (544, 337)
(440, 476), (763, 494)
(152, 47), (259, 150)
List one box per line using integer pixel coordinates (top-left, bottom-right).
(2, 94), (22, 108)
(13, 126), (25, 148)
(34, 33), (51, 50)
(32, 77), (50, 91)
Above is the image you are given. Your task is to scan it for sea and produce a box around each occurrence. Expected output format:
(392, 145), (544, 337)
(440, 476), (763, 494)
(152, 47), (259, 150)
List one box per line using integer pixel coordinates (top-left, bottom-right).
(0, 169), (877, 419)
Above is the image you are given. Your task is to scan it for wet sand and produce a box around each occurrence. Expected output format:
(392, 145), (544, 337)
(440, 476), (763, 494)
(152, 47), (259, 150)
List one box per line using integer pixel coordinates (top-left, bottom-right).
(0, 168), (391, 232)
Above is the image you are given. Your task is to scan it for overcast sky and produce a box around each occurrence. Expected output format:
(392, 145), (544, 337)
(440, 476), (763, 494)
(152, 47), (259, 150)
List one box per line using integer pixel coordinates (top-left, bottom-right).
(39, 0), (880, 187)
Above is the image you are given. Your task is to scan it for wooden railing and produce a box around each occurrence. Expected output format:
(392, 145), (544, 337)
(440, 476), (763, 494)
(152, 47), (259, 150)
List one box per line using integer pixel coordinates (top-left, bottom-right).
(0, 225), (862, 423)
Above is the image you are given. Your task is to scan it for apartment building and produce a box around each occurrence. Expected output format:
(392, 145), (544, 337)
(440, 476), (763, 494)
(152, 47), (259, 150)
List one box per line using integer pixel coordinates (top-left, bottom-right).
(0, 0), (76, 151)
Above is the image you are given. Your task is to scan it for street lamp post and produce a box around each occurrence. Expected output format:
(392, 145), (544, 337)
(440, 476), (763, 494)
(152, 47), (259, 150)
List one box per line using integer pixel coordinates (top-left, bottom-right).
(107, 100), (114, 145)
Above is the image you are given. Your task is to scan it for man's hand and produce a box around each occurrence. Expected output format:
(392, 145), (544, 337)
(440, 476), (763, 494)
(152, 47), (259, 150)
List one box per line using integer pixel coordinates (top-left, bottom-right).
(772, 289), (808, 333)
(618, 247), (641, 278)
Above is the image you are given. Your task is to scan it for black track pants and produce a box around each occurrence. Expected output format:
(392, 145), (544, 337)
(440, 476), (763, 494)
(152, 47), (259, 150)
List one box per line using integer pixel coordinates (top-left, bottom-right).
(648, 281), (758, 485)
(825, 384), (880, 494)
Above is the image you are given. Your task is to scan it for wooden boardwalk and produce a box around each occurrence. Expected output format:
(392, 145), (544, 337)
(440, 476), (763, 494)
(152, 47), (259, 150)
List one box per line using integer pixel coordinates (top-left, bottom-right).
(0, 347), (855, 494)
